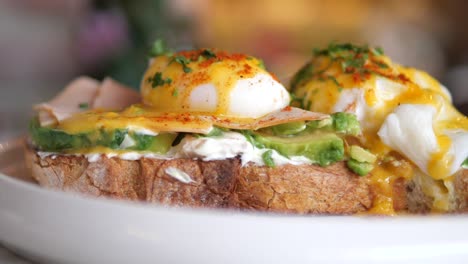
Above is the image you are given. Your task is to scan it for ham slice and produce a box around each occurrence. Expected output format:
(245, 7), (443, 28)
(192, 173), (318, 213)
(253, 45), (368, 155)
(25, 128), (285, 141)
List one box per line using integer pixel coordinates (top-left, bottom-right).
(35, 77), (140, 126)
(55, 106), (329, 135)
(34, 77), (327, 134)
(93, 78), (141, 109)
(207, 106), (329, 130)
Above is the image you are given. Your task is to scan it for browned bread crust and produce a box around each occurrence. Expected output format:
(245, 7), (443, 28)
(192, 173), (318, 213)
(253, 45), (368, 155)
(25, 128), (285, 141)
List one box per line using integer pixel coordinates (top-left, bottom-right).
(25, 146), (373, 214)
(232, 163), (372, 214)
(455, 169), (468, 211)
(405, 168), (468, 213)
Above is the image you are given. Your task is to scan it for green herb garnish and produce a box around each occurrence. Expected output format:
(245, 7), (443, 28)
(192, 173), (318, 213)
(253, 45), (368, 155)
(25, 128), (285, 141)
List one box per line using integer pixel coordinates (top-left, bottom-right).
(172, 89), (179, 97)
(171, 55), (192, 73)
(200, 49), (216, 59)
(290, 62), (314, 91)
(149, 38), (172, 57)
(372, 46), (384, 56)
(257, 59), (266, 70)
(374, 60), (389, 69)
(327, 75), (343, 91)
(463, 158), (468, 168)
(312, 42), (387, 81)
(290, 93), (306, 109)
(262, 150), (275, 167)
(147, 72), (172, 88)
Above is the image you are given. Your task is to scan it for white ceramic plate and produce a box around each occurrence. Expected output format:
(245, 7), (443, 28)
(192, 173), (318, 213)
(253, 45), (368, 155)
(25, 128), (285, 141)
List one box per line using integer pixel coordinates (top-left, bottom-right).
(1, 138), (468, 264)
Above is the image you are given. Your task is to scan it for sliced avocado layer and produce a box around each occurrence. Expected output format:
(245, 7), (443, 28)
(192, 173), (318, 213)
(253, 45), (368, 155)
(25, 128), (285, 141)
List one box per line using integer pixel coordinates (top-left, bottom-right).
(29, 118), (176, 153)
(30, 111), (373, 175)
(305, 112), (361, 136)
(252, 131), (344, 167)
(347, 145), (375, 176)
(347, 159), (374, 176)
(264, 112), (361, 137)
(271, 121), (307, 136)
(349, 145), (376, 163)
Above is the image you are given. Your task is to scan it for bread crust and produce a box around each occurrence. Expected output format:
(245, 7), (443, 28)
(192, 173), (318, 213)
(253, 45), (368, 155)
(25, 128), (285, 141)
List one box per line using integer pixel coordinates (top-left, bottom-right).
(404, 168), (468, 213)
(233, 163), (372, 214)
(25, 146), (373, 214)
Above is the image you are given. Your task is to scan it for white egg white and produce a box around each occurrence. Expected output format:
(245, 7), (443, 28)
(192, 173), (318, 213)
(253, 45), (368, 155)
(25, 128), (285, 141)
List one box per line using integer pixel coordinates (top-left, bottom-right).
(188, 73), (289, 118)
(377, 104), (438, 175)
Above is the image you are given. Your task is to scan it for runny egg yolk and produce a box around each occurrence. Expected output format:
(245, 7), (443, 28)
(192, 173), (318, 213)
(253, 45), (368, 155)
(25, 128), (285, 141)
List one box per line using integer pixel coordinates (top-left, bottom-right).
(291, 46), (468, 214)
(141, 50), (289, 118)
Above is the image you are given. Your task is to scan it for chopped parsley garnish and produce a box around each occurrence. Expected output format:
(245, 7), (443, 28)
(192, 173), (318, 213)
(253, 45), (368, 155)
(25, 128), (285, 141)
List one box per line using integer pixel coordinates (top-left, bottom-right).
(290, 62), (314, 91)
(374, 60), (389, 69)
(78, 102), (89, 109)
(172, 89), (179, 97)
(257, 59), (266, 70)
(314, 43), (375, 58)
(147, 72), (172, 88)
(200, 49), (216, 59)
(149, 38), (172, 57)
(309, 42), (388, 82)
(262, 150), (275, 167)
(290, 93), (306, 109)
(171, 55), (192, 73)
(372, 46), (384, 56)
(327, 76), (343, 91)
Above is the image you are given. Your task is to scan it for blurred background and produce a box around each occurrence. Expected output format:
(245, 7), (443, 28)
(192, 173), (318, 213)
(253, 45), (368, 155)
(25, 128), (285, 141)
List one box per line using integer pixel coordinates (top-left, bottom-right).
(0, 0), (467, 139)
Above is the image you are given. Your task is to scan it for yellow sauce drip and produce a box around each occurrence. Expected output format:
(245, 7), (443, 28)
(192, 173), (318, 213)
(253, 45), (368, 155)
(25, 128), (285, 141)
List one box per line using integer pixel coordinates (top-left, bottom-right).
(291, 51), (468, 214)
(56, 50), (282, 135)
(428, 135), (453, 180)
(57, 106), (214, 134)
(141, 50), (267, 117)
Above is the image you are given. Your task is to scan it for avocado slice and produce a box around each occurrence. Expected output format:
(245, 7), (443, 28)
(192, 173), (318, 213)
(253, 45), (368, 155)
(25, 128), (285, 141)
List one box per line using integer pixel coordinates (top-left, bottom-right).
(304, 112), (361, 136)
(29, 118), (176, 153)
(347, 146), (376, 175)
(271, 121), (307, 136)
(347, 159), (374, 176)
(349, 145), (376, 163)
(30, 118), (91, 151)
(252, 131), (344, 167)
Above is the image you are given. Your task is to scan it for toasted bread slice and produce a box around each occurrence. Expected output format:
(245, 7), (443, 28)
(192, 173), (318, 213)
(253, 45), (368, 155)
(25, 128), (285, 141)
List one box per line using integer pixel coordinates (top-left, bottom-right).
(25, 145), (373, 214)
(405, 168), (468, 213)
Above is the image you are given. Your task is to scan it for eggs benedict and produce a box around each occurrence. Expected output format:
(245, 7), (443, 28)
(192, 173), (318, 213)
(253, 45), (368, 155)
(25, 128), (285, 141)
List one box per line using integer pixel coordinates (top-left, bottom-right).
(25, 43), (375, 214)
(290, 42), (468, 214)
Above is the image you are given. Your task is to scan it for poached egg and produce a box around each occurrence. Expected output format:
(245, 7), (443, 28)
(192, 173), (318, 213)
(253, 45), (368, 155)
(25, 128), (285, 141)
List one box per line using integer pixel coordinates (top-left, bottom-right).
(290, 43), (468, 212)
(141, 49), (290, 118)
